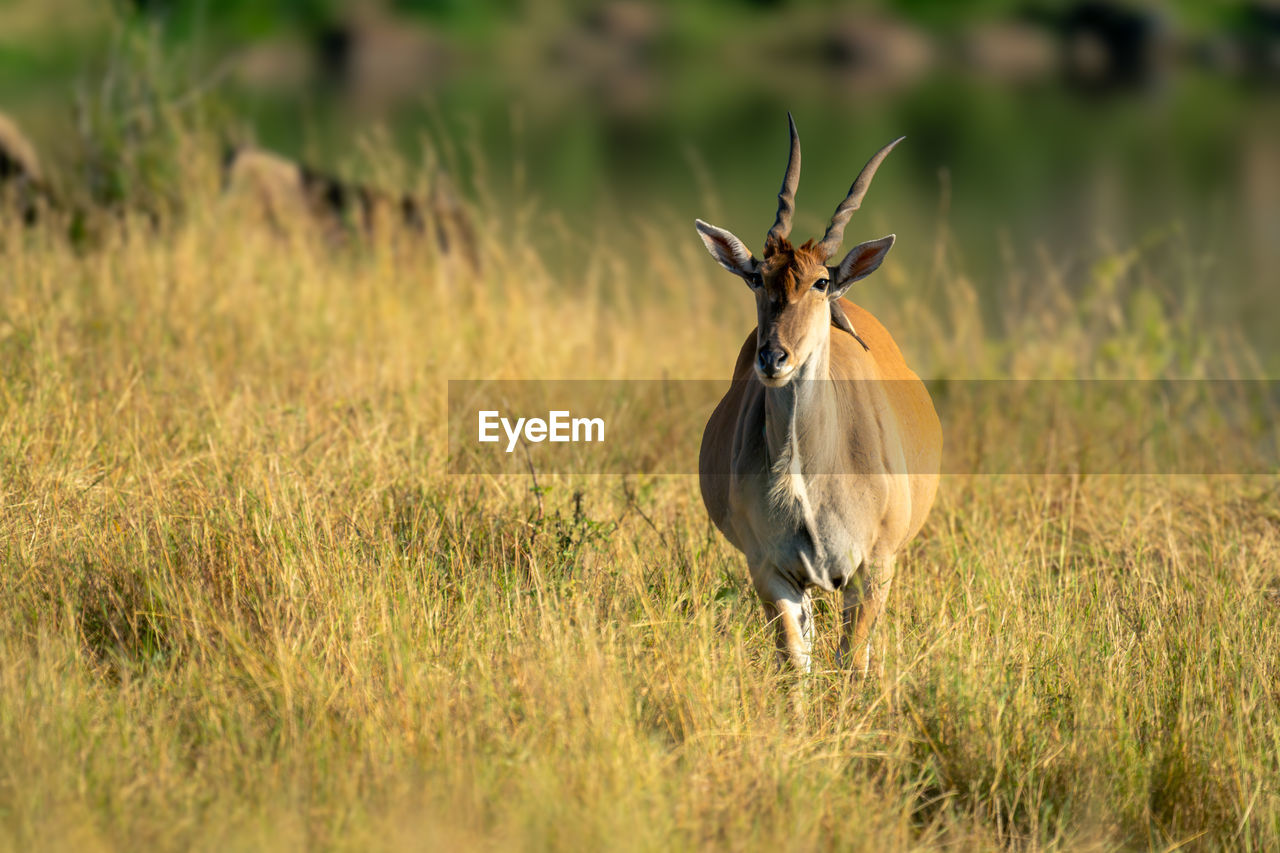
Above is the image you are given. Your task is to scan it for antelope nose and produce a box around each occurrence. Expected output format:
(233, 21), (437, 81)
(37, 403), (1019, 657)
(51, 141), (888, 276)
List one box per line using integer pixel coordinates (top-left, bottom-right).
(757, 347), (789, 376)
(830, 572), (845, 591)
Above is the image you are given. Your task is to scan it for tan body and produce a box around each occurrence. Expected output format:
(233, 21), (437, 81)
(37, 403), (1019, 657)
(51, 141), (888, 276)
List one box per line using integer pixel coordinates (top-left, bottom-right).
(694, 116), (940, 674)
(700, 299), (939, 672)
(701, 297), (939, 551)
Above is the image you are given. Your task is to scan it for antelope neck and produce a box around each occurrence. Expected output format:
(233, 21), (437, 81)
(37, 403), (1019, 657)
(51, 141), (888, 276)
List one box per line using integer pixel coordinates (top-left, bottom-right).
(762, 330), (839, 481)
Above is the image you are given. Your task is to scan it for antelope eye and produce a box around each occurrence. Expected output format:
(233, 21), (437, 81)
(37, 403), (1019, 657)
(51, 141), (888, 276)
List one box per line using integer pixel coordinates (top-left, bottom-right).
(749, 272), (763, 287)
(813, 277), (830, 292)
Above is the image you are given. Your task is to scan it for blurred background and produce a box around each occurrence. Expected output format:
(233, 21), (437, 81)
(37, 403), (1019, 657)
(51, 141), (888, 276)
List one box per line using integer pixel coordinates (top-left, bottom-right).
(2, 0), (1278, 366)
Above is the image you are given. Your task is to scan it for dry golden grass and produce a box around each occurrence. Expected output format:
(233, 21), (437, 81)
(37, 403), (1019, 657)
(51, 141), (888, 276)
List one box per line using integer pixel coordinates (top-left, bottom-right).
(1, 144), (1279, 851)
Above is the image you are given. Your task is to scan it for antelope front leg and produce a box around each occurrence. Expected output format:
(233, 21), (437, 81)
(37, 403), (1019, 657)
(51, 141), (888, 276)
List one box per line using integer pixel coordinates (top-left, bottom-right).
(839, 557), (894, 679)
(757, 575), (813, 673)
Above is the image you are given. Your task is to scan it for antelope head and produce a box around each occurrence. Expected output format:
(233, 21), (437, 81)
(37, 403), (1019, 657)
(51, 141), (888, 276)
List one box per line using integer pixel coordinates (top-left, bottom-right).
(695, 114), (901, 387)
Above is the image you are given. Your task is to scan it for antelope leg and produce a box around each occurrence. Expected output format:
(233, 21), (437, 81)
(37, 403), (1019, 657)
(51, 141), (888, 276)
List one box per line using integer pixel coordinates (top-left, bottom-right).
(839, 556), (894, 679)
(759, 577), (812, 673)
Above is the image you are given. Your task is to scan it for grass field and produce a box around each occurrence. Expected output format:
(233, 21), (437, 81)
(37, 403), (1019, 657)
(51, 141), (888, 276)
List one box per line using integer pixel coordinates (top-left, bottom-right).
(2, 134), (1279, 851)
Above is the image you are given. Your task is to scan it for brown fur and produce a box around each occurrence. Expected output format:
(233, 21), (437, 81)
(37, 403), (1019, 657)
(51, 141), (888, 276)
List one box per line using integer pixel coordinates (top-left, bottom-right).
(760, 237), (827, 301)
(694, 127), (939, 674)
(715, 296), (941, 546)
(700, 288), (941, 673)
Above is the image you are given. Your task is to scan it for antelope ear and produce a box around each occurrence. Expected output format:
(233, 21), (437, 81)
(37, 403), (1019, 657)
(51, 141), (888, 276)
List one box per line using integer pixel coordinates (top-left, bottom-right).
(695, 219), (759, 285)
(829, 234), (895, 299)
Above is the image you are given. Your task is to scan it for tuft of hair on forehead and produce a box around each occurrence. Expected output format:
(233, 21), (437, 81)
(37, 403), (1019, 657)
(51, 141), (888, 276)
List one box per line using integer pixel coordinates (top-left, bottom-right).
(760, 235), (826, 299)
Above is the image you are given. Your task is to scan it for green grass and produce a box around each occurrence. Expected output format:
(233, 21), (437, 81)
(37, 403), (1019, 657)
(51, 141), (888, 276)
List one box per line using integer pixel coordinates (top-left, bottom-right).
(2, 123), (1279, 852)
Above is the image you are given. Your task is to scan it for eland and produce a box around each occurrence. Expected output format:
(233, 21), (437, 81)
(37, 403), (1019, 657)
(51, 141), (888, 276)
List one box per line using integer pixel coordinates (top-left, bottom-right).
(696, 115), (941, 675)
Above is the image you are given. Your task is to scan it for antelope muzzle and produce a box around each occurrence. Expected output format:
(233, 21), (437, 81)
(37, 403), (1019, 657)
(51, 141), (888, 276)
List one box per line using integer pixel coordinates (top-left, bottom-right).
(756, 344), (794, 385)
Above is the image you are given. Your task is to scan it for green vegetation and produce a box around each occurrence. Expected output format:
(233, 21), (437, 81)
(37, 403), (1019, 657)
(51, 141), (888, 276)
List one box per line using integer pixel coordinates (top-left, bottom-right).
(7, 0), (1278, 368)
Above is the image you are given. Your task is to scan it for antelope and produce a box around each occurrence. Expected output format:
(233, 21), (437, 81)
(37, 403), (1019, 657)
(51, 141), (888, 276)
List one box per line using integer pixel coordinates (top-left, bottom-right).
(696, 115), (941, 675)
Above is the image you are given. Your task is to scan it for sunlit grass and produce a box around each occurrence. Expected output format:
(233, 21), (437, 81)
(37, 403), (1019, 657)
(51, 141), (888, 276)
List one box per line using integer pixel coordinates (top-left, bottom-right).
(1, 135), (1278, 851)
